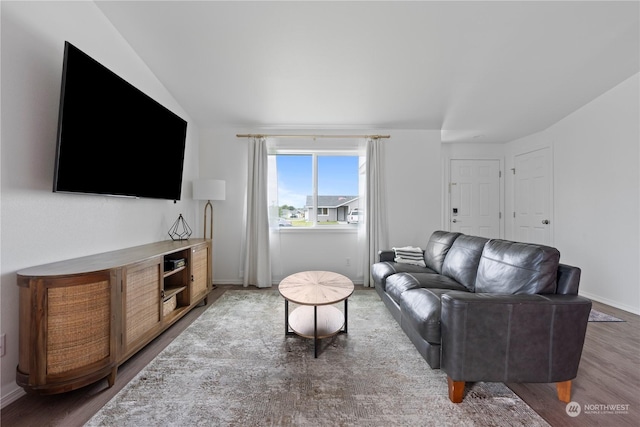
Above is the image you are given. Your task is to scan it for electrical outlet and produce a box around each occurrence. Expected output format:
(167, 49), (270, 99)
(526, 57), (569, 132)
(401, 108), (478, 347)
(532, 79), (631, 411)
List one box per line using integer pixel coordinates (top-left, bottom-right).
(346, 258), (351, 266)
(0, 333), (5, 357)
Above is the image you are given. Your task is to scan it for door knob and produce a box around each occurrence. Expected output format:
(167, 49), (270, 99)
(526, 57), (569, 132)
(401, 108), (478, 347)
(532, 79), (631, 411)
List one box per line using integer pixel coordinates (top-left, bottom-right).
(542, 220), (550, 224)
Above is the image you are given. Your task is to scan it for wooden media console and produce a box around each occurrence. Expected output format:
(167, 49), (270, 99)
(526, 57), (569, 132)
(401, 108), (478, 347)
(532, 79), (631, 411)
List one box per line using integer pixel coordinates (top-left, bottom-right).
(16, 239), (211, 395)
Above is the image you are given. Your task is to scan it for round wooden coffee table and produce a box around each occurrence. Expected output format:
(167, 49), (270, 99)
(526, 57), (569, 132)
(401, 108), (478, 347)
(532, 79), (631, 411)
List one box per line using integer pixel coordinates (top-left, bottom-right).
(278, 271), (355, 358)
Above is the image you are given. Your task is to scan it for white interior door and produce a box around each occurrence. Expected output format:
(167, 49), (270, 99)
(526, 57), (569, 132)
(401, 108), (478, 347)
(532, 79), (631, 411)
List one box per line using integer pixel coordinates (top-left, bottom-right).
(514, 147), (552, 245)
(449, 159), (501, 238)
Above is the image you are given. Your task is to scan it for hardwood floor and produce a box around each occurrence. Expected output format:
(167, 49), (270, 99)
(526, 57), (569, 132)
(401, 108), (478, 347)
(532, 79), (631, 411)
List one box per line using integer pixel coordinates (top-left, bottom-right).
(508, 300), (640, 426)
(2, 287), (639, 427)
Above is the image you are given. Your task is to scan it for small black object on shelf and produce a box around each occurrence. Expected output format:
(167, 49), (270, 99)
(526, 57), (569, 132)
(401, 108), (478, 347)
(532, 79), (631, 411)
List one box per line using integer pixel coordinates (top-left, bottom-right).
(168, 214), (192, 241)
(164, 258), (186, 271)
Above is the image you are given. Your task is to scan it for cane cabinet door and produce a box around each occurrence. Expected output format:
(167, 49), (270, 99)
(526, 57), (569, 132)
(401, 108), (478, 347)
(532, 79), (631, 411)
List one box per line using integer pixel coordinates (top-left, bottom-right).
(190, 242), (210, 303)
(16, 271), (116, 394)
(121, 257), (162, 359)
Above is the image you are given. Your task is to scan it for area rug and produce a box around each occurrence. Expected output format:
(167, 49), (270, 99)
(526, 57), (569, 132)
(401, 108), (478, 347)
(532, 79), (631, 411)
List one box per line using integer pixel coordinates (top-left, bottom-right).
(588, 309), (624, 322)
(86, 289), (549, 427)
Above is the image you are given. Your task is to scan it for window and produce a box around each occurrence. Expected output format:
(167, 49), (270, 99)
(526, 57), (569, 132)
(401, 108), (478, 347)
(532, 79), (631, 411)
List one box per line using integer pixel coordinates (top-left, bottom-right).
(268, 148), (363, 227)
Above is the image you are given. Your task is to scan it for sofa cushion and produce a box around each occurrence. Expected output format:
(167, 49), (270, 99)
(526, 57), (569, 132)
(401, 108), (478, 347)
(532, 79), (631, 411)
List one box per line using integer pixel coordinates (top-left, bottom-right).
(371, 262), (436, 291)
(475, 239), (560, 294)
(441, 235), (490, 291)
(393, 246), (426, 267)
(423, 231), (461, 274)
(386, 272), (467, 304)
(400, 288), (459, 345)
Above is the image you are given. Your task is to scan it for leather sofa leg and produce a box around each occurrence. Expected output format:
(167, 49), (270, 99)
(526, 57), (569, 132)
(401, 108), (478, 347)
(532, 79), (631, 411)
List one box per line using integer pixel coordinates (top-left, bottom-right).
(556, 380), (572, 403)
(447, 376), (465, 403)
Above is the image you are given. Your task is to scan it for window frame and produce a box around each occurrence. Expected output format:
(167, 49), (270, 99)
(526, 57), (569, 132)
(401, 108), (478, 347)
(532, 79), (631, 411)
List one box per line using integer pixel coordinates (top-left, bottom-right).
(268, 147), (362, 230)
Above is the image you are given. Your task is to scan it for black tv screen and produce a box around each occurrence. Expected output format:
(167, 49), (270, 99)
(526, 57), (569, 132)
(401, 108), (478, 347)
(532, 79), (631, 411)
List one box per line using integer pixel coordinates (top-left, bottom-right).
(53, 42), (188, 200)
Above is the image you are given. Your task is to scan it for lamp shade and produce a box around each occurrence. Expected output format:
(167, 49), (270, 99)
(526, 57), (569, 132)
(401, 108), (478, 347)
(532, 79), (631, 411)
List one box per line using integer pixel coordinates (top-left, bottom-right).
(193, 179), (226, 201)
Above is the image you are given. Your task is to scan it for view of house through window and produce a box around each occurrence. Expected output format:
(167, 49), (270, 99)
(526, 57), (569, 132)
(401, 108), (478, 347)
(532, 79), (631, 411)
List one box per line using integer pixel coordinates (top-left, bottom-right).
(269, 153), (361, 227)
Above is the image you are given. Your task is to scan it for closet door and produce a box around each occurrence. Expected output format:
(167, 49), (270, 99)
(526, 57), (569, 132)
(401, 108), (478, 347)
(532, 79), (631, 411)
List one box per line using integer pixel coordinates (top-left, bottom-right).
(514, 148), (552, 245)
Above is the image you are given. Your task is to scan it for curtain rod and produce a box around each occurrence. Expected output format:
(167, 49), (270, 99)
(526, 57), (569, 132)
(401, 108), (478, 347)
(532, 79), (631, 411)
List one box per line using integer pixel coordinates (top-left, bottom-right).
(236, 134), (390, 140)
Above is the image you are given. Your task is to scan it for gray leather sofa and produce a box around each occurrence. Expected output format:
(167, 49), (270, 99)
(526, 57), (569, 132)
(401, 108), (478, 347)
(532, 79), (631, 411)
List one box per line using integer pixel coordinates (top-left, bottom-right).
(371, 230), (591, 403)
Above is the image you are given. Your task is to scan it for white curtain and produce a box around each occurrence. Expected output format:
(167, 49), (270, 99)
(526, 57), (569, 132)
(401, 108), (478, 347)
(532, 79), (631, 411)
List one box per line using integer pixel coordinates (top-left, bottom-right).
(241, 137), (272, 287)
(362, 137), (388, 287)
(267, 151), (283, 282)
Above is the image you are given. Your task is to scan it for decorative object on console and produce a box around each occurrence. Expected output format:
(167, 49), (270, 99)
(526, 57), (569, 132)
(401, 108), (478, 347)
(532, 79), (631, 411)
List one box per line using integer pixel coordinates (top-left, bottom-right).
(168, 213), (192, 241)
(193, 179), (226, 240)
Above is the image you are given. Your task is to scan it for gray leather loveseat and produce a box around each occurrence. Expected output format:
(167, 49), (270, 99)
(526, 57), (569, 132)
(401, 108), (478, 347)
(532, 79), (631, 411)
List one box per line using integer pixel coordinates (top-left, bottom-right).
(371, 230), (591, 403)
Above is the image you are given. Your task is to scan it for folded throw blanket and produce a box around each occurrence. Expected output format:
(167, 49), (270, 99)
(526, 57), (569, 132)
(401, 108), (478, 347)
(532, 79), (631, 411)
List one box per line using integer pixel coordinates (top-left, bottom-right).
(392, 246), (426, 267)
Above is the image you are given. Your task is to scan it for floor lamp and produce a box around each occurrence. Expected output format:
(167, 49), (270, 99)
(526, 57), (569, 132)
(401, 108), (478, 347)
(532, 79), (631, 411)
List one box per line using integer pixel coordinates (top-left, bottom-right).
(193, 179), (226, 290)
(193, 179), (226, 240)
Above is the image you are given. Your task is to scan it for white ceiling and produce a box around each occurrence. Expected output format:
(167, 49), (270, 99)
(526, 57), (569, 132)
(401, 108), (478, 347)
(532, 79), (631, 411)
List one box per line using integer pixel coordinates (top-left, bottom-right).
(95, 1), (639, 143)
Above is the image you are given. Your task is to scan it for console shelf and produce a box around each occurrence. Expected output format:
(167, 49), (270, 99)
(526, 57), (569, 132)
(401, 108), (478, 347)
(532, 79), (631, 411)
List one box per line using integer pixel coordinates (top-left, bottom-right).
(16, 239), (211, 395)
(163, 266), (186, 278)
(163, 285), (187, 300)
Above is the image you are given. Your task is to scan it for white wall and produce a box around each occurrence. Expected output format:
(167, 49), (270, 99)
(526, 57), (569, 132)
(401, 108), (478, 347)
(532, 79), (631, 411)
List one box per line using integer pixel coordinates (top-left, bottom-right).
(506, 73), (640, 314)
(0, 2), (200, 405)
(273, 228), (360, 283)
(552, 73), (639, 313)
(199, 128), (443, 285)
(197, 127), (245, 284)
(384, 130), (443, 247)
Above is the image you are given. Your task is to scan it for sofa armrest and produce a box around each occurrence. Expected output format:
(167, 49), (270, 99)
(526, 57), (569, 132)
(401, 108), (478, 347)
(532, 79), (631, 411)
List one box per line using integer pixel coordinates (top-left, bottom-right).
(378, 250), (396, 262)
(557, 263), (581, 295)
(440, 292), (591, 383)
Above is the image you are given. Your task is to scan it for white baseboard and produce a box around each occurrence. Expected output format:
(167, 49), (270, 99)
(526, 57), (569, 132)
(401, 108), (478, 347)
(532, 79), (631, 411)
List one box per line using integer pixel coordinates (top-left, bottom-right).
(580, 290), (640, 315)
(214, 280), (366, 287)
(1, 386), (26, 409)
(213, 280), (244, 286)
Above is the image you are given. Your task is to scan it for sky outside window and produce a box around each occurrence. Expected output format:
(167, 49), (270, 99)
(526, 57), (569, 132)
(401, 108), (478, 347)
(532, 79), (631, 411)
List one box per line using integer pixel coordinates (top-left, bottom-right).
(276, 155), (359, 208)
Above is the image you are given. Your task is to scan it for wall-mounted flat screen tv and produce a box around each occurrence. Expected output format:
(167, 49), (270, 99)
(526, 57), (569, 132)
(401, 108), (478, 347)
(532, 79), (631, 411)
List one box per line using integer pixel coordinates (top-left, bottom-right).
(53, 41), (188, 201)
